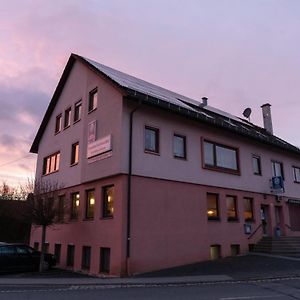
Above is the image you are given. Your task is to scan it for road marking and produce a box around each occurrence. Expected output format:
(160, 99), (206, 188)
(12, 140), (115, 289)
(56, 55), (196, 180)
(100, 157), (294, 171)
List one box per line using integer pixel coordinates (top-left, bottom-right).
(221, 295), (282, 300)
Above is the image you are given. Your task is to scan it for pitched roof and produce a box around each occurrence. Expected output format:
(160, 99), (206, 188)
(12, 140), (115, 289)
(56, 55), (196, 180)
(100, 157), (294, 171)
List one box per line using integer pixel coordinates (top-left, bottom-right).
(30, 53), (300, 156)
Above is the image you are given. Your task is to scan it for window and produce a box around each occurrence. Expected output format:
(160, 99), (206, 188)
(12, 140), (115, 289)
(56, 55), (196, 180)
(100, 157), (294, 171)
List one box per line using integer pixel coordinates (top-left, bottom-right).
(64, 107), (71, 128)
(226, 195), (238, 221)
(271, 161), (284, 179)
(71, 142), (79, 165)
(210, 245), (221, 260)
(57, 195), (65, 222)
(82, 246), (91, 270)
(231, 244), (240, 256)
(67, 245), (75, 267)
(44, 242), (49, 253)
(55, 114), (62, 134)
(43, 152), (60, 175)
(88, 88), (98, 112)
(54, 244), (61, 264)
(33, 242), (39, 251)
(102, 185), (114, 218)
(71, 192), (80, 220)
(100, 247), (110, 273)
(244, 197), (254, 222)
(292, 166), (300, 183)
(74, 101), (82, 123)
(86, 189), (95, 219)
(173, 134), (186, 159)
(252, 155), (261, 175)
(203, 140), (239, 173)
(145, 126), (159, 153)
(207, 193), (219, 220)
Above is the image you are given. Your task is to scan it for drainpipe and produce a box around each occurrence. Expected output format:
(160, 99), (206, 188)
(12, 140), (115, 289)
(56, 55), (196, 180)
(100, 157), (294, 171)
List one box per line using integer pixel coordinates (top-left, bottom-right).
(126, 104), (140, 274)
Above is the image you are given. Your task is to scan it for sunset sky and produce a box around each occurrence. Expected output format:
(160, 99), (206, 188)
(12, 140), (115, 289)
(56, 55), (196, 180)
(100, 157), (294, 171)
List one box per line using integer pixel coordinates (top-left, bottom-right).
(1, 0), (300, 186)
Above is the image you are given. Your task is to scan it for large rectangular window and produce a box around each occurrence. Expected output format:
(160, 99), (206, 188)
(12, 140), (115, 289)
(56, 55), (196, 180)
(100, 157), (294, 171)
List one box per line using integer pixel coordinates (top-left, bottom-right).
(102, 185), (114, 218)
(82, 246), (91, 270)
(100, 247), (110, 273)
(252, 155), (262, 175)
(244, 197), (254, 222)
(272, 161), (284, 179)
(86, 189), (95, 219)
(226, 195), (238, 221)
(145, 126), (159, 154)
(64, 107), (71, 128)
(207, 193), (219, 220)
(71, 142), (79, 165)
(70, 192), (80, 220)
(55, 114), (62, 134)
(74, 101), (82, 123)
(67, 245), (75, 267)
(173, 134), (186, 159)
(292, 166), (300, 183)
(43, 152), (60, 175)
(203, 140), (239, 173)
(88, 88), (98, 112)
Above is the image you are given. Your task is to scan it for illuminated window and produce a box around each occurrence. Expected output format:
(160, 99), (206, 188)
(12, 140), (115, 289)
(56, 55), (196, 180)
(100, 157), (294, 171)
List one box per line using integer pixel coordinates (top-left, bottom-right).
(55, 114), (62, 134)
(74, 101), (82, 123)
(86, 189), (95, 219)
(43, 152), (60, 175)
(173, 134), (186, 159)
(203, 140), (239, 173)
(88, 88), (98, 112)
(226, 195), (238, 221)
(252, 155), (261, 175)
(64, 107), (71, 128)
(145, 126), (159, 154)
(71, 142), (79, 165)
(103, 185), (114, 218)
(71, 192), (80, 220)
(244, 197), (254, 222)
(207, 193), (219, 220)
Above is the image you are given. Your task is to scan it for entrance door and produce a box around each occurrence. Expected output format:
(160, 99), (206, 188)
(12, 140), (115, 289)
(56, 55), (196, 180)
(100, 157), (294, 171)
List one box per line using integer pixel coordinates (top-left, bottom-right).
(260, 205), (269, 236)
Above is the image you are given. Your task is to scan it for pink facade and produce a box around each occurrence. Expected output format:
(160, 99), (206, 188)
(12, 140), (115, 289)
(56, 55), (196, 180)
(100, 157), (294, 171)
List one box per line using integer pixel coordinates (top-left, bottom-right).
(30, 54), (300, 276)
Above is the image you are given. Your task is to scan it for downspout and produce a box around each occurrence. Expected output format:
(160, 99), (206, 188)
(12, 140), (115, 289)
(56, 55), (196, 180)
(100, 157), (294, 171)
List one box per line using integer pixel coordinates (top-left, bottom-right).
(126, 104), (140, 274)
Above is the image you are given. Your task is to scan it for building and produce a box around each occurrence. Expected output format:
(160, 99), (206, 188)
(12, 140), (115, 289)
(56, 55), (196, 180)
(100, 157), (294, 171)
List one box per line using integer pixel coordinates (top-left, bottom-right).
(30, 53), (300, 276)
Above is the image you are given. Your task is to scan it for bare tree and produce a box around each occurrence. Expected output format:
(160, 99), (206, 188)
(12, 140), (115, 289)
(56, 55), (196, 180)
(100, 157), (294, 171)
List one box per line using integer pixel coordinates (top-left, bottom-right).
(25, 178), (63, 272)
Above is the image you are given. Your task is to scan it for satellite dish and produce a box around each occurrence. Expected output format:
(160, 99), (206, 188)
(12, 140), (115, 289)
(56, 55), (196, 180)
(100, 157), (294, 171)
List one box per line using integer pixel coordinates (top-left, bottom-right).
(243, 108), (252, 120)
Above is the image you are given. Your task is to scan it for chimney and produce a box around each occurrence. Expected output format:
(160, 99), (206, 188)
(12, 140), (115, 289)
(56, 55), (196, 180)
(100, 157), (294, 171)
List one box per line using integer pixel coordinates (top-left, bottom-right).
(261, 103), (273, 135)
(201, 97), (208, 107)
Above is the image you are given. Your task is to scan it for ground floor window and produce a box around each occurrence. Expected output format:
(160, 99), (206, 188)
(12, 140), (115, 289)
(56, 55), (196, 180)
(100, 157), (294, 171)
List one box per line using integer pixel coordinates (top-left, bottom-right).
(33, 242), (39, 251)
(82, 246), (91, 270)
(288, 203), (300, 231)
(54, 244), (61, 264)
(67, 245), (75, 267)
(231, 244), (240, 256)
(210, 245), (221, 260)
(100, 247), (110, 273)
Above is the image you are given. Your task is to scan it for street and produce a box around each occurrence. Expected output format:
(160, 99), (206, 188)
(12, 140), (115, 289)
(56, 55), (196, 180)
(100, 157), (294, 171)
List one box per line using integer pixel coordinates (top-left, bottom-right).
(0, 278), (299, 300)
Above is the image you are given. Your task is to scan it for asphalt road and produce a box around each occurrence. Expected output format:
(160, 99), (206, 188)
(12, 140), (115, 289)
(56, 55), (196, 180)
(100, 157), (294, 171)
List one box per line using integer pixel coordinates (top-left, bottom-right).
(0, 278), (299, 300)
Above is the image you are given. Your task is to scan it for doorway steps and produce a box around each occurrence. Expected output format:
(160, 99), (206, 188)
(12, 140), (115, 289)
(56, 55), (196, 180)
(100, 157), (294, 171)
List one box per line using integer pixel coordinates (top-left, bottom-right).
(252, 236), (300, 257)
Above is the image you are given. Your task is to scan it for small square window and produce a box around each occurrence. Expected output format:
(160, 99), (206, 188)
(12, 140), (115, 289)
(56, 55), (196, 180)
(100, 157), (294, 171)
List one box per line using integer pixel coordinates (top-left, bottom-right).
(145, 126), (159, 154)
(86, 189), (95, 219)
(88, 89), (98, 112)
(71, 192), (80, 220)
(64, 107), (71, 128)
(173, 134), (186, 159)
(102, 185), (114, 218)
(55, 114), (62, 134)
(207, 193), (219, 220)
(71, 142), (79, 165)
(252, 155), (262, 175)
(74, 101), (82, 123)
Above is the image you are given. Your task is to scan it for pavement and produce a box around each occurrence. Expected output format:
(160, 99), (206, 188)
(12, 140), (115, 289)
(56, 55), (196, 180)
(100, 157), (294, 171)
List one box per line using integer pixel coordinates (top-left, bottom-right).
(0, 253), (299, 287)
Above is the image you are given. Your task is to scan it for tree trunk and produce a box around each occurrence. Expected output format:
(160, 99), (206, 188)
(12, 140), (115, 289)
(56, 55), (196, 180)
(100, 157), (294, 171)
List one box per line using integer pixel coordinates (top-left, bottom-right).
(39, 225), (46, 272)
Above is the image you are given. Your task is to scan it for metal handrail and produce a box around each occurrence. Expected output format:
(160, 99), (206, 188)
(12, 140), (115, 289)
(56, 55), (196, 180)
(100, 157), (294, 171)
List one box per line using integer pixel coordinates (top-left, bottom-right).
(247, 223), (262, 240)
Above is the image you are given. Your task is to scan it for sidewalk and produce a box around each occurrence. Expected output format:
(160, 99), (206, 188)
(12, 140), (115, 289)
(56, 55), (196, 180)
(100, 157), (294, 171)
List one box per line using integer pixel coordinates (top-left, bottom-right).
(0, 254), (299, 287)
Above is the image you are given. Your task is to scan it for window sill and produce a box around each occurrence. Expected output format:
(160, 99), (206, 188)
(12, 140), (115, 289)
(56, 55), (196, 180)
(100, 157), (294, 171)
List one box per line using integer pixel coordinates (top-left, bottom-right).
(42, 170), (59, 176)
(293, 181), (300, 184)
(173, 155), (187, 160)
(144, 150), (160, 156)
(83, 218), (94, 221)
(88, 108), (97, 114)
(227, 218), (239, 222)
(70, 162), (79, 167)
(208, 218), (220, 222)
(69, 218), (79, 222)
(54, 130), (61, 136)
(245, 219), (255, 223)
(203, 165), (240, 176)
(101, 216), (114, 220)
(73, 119), (81, 125)
(64, 125), (70, 130)
(254, 173), (262, 176)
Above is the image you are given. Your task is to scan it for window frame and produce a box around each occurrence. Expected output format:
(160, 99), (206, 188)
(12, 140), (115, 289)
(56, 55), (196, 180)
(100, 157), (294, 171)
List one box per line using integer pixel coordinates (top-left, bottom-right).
(99, 247), (111, 273)
(207, 193), (220, 221)
(88, 88), (98, 113)
(252, 155), (262, 176)
(70, 142), (79, 166)
(244, 197), (254, 222)
(70, 192), (80, 220)
(64, 107), (72, 129)
(74, 100), (82, 123)
(173, 133), (187, 159)
(292, 166), (300, 183)
(226, 195), (238, 222)
(81, 246), (91, 270)
(66, 245), (75, 267)
(55, 114), (62, 134)
(202, 139), (240, 175)
(271, 160), (284, 180)
(144, 126), (160, 154)
(102, 185), (114, 219)
(43, 152), (60, 175)
(85, 189), (95, 220)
